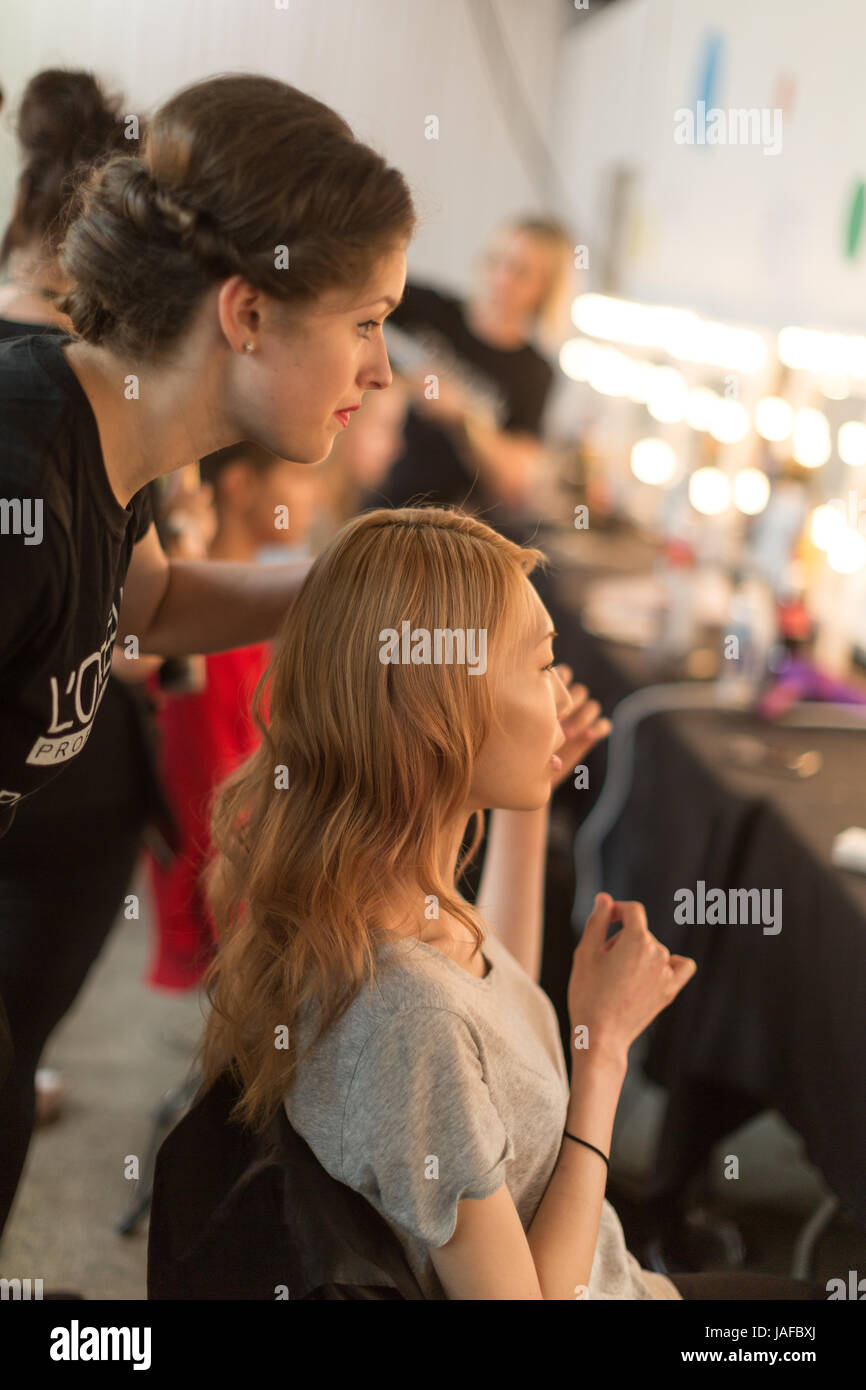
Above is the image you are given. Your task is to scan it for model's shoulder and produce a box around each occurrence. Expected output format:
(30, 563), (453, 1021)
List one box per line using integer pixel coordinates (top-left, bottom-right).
(368, 935), (461, 1012)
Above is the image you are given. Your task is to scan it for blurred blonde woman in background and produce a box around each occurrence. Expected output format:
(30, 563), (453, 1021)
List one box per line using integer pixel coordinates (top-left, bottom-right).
(364, 217), (574, 535)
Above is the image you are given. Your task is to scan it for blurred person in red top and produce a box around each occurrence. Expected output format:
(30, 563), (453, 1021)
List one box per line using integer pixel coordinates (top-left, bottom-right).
(146, 443), (320, 990)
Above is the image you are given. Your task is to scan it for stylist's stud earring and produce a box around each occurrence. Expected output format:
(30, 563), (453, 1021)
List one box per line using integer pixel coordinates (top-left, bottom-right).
(243, 341), (254, 352)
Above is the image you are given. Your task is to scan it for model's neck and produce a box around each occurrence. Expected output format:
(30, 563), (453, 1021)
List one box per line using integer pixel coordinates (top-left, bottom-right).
(375, 812), (477, 942)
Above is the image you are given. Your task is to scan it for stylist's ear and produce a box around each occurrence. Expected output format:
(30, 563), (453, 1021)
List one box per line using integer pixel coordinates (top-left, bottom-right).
(216, 275), (264, 354)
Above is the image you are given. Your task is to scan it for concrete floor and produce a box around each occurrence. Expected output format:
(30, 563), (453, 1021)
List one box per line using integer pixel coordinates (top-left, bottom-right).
(1, 858), (864, 1299)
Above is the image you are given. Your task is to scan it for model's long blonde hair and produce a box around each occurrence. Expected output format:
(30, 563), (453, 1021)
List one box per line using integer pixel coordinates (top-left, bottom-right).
(198, 506), (545, 1133)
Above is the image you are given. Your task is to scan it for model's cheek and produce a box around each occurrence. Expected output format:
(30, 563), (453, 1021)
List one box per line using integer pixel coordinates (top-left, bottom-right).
(508, 692), (552, 743)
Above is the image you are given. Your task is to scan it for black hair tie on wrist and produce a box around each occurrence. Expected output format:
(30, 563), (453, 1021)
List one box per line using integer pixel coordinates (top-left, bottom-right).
(564, 1130), (610, 1171)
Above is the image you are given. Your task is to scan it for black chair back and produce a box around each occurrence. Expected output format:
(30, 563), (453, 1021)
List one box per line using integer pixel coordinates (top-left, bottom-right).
(147, 1070), (426, 1300)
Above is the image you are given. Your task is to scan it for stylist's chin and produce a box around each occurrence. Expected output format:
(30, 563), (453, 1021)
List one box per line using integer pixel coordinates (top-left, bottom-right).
(287, 423), (341, 466)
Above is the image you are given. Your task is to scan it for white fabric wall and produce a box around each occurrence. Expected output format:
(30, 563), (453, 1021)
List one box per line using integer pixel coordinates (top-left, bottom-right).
(0, 0), (568, 292)
(551, 0), (866, 333)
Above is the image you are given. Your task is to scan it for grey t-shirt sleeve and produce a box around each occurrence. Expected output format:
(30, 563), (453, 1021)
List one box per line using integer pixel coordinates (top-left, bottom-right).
(340, 1005), (515, 1249)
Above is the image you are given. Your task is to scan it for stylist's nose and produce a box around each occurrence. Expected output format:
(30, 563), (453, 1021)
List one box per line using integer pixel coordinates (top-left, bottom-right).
(362, 337), (392, 392)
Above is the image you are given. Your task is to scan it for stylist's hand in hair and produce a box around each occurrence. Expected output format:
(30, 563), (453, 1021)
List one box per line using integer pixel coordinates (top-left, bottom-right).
(549, 665), (611, 791)
(407, 368), (470, 427)
(567, 895), (697, 1072)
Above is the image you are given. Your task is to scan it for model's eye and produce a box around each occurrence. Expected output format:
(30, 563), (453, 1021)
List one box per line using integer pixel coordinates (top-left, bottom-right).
(542, 660), (556, 672)
(359, 319), (382, 334)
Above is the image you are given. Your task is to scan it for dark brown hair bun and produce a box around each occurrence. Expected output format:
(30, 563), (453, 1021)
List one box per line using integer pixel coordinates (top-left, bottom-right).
(55, 72), (417, 363)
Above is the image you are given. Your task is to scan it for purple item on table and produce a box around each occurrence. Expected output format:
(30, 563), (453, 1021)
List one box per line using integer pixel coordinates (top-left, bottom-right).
(757, 655), (866, 720)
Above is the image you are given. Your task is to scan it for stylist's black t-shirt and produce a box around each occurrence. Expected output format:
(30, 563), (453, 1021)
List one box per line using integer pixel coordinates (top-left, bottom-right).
(364, 280), (554, 522)
(0, 329), (153, 837)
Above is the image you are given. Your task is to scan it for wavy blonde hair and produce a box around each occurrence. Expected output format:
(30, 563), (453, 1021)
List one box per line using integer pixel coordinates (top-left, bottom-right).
(198, 506), (546, 1134)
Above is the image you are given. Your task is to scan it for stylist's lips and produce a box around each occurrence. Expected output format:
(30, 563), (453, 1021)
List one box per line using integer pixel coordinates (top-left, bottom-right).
(334, 403), (361, 427)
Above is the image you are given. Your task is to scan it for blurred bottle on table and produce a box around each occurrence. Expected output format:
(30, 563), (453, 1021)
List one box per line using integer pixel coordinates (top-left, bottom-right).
(717, 568), (777, 705)
(653, 538), (698, 670)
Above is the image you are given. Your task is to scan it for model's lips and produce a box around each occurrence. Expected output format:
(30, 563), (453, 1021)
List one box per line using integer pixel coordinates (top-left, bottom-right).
(549, 753), (563, 772)
(333, 404), (361, 428)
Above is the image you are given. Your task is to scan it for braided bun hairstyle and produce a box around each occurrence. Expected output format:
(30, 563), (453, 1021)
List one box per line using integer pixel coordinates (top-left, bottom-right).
(56, 72), (417, 363)
(0, 69), (131, 269)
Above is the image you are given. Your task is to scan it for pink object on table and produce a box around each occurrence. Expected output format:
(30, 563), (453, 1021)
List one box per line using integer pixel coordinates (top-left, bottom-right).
(757, 655), (866, 720)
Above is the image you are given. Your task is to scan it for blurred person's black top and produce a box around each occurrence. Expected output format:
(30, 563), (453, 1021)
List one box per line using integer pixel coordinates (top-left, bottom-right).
(0, 319), (167, 844)
(360, 281), (554, 538)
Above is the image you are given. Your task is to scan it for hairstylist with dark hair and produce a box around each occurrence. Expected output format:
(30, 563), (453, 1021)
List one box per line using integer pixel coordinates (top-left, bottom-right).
(364, 217), (572, 539)
(0, 69), (183, 1206)
(0, 70), (413, 1242)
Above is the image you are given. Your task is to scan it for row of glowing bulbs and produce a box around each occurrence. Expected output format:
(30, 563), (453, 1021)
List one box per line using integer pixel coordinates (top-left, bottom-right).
(565, 296), (866, 574)
(570, 292), (866, 390)
(563, 294), (866, 467)
(629, 440), (866, 573)
(560, 336), (866, 469)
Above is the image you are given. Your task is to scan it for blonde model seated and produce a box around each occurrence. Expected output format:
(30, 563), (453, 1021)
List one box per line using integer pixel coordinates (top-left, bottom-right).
(198, 505), (825, 1303)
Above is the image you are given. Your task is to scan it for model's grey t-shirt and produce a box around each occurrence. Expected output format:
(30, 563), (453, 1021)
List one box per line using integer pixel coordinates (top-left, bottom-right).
(283, 928), (680, 1300)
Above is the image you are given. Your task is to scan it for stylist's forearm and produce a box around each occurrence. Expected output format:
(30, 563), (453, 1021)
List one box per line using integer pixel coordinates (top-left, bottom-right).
(137, 557), (312, 657)
(527, 1052), (626, 1300)
(461, 417), (540, 508)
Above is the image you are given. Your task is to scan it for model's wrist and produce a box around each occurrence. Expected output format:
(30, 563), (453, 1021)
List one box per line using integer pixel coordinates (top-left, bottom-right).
(568, 1037), (628, 1087)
